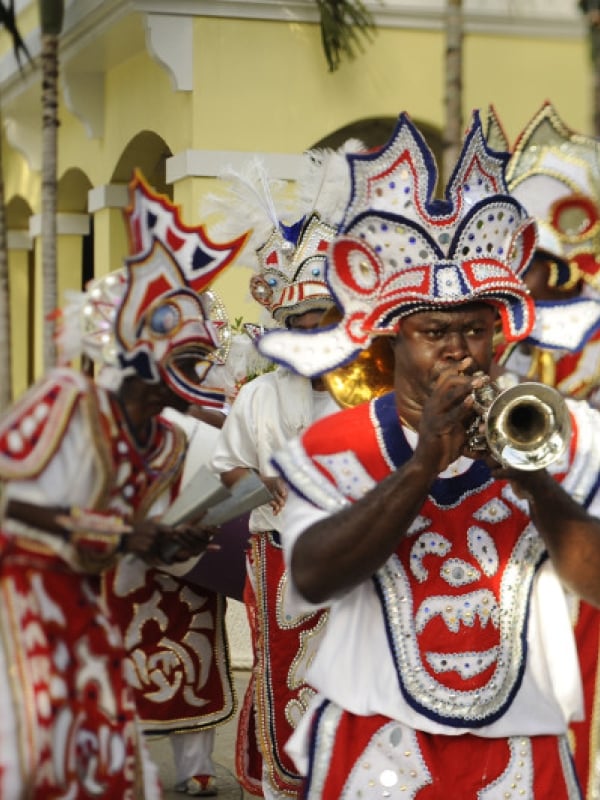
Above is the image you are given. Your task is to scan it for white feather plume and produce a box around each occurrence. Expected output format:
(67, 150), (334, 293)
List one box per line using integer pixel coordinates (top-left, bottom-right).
(199, 139), (365, 271)
(200, 156), (294, 269)
(297, 138), (366, 227)
(55, 289), (89, 365)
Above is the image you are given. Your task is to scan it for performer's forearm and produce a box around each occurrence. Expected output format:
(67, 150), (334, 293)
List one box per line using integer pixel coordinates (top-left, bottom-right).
(291, 456), (436, 604)
(5, 498), (71, 536)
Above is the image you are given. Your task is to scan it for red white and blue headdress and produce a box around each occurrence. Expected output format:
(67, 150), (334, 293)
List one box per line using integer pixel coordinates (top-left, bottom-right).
(257, 111), (537, 377)
(57, 173), (247, 409)
(204, 144), (363, 327)
(502, 102), (600, 292)
(112, 173), (247, 407)
(487, 104), (600, 356)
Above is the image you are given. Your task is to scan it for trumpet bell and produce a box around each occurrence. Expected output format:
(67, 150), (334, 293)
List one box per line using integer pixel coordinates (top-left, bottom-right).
(485, 382), (570, 471)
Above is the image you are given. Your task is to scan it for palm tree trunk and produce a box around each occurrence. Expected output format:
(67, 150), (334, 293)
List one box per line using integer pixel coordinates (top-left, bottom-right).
(0, 127), (11, 409)
(0, 0), (34, 407)
(39, 0), (63, 370)
(443, 0), (463, 186)
(40, 31), (59, 369)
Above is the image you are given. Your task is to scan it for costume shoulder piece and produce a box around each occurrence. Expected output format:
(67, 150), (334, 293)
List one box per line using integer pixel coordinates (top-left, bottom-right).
(273, 397), (394, 512)
(0, 368), (91, 481)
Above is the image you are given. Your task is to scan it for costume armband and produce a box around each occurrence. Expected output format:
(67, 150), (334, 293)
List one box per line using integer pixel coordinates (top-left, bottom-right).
(56, 507), (133, 573)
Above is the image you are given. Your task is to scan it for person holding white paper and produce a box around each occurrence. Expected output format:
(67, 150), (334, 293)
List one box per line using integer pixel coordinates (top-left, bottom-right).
(208, 146), (358, 800)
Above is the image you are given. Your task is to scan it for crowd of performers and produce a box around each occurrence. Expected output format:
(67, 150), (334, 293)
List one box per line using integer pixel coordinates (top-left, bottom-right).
(4, 102), (600, 799)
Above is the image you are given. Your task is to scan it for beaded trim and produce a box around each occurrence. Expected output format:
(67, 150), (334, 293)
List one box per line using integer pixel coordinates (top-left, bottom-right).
(258, 112), (536, 378)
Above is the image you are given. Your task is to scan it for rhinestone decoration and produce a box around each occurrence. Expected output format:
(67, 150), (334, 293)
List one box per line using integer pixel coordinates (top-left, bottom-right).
(376, 508), (545, 725)
(473, 498), (511, 524)
(314, 451), (376, 500)
(478, 737), (533, 799)
(410, 533), (452, 583)
(526, 297), (600, 352)
(254, 213), (336, 324)
(439, 557), (482, 588)
(467, 527), (499, 577)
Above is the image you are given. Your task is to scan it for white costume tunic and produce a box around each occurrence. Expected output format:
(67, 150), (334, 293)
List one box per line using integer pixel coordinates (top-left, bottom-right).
(273, 392), (600, 798)
(210, 366), (338, 798)
(211, 367), (337, 533)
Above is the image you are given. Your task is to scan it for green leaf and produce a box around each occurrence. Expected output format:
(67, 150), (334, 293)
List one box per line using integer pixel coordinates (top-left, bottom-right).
(316, 0), (377, 72)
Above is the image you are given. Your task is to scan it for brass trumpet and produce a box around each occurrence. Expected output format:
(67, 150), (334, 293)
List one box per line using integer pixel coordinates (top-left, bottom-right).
(467, 374), (571, 471)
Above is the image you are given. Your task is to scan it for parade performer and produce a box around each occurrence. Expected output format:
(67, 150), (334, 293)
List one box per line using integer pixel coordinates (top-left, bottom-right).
(208, 149), (359, 798)
(94, 175), (243, 798)
(486, 102), (600, 800)
(0, 173), (246, 798)
(487, 102), (600, 403)
(257, 112), (600, 799)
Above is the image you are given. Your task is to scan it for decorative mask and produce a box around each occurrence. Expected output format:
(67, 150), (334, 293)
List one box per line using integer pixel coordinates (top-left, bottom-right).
(500, 102), (600, 292)
(115, 173), (248, 406)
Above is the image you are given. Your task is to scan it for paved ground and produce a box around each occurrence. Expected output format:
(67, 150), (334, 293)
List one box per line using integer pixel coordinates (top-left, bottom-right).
(147, 670), (253, 799)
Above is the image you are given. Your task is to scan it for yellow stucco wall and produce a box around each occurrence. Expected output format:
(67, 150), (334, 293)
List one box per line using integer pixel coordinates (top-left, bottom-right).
(1, 9), (595, 395)
(464, 34), (590, 140)
(193, 18), (445, 151)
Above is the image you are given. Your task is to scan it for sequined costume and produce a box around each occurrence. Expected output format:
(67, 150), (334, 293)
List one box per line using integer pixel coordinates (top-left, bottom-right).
(254, 111), (600, 799)
(211, 367), (338, 798)
(272, 392), (600, 799)
(0, 171), (246, 798)
(0, 367), (173, 798)
(488, 102), (600, 799)
(103, 410), (235, 787)
(207, 145), (358, 799)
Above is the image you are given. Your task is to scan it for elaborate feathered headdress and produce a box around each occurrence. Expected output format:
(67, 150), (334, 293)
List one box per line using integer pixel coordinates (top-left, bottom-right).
(257, 112), (537, 377)
(57, 172), (246, 408)
(203, 141), (364, 326)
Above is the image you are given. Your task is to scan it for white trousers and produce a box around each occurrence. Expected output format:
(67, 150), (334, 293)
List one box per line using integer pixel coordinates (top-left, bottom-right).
(170, 729), (216, 783)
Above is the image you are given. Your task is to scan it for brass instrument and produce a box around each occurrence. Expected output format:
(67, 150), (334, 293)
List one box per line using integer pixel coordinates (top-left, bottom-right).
(320, 307), (395, 409)
(468, 376), (571, 471)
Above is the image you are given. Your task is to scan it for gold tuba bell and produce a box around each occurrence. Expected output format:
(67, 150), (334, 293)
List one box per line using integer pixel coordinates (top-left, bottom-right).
(320, 307), (395, 409)
(468, 378), (571, 471)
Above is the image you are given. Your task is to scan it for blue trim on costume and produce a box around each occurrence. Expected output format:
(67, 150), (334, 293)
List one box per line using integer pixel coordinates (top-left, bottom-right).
(280, 217), (306, 246)
(445, 110), (510, 201)
(347, 208), (446, 257)
(343, 113), (440, 231)
(258, 324), (362, 379)
(270, 452), (321, 510)
(304, 699), (332, 799)
(447, 194), (523, 257)
(372, 393), (493, 505)
(527, 297), (600, 352)
(583, 471), (600, 510)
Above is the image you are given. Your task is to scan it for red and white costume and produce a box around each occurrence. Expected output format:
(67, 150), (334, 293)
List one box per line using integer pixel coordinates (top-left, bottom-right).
(103, 408), (235, 789)
(211, 367), (338, 798)
(490, 102), (600, 799)
(273, 392), (600, 799)
(0, 367), (174, 798)
(0, 172), (246, 798)
(207, 146), (358, 799)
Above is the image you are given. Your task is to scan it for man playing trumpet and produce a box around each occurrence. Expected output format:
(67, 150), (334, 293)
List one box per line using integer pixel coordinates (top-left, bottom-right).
(255, 112), (600, 799)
